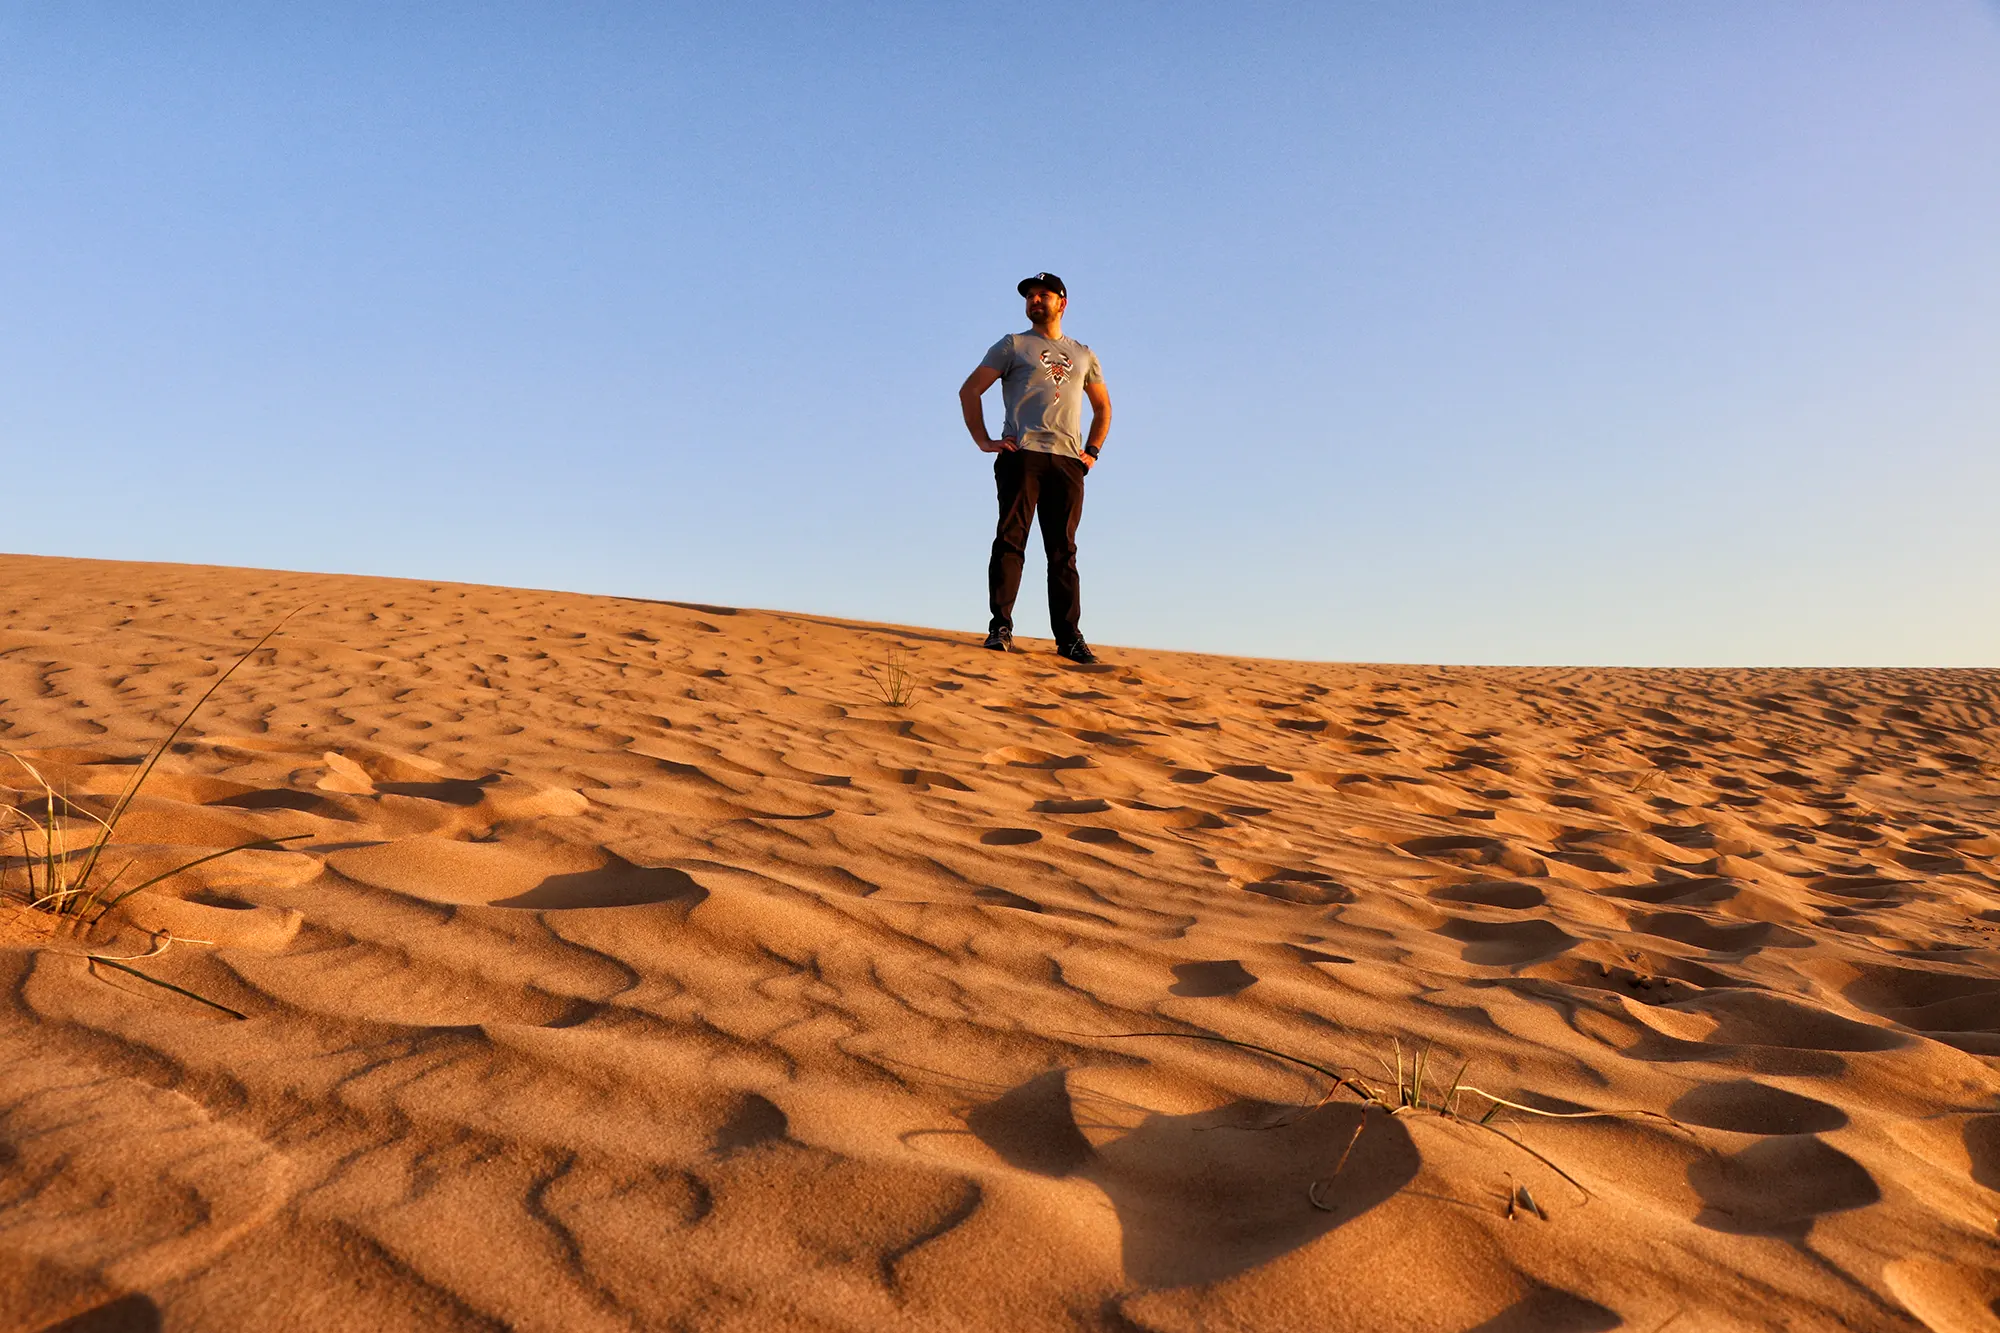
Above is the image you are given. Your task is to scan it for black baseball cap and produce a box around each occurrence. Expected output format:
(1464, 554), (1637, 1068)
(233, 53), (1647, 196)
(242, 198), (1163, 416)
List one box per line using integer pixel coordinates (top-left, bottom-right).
(1017, 272), (1066, 298)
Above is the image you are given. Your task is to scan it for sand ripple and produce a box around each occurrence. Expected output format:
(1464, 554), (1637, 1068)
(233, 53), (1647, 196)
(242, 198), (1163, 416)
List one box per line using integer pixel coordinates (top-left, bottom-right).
(5, 554), (2000, 1330)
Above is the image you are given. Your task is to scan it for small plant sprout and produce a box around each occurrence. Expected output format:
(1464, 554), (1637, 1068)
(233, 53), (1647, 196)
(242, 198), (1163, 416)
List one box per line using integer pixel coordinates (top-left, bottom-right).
(862, 644), (917, 708)
(1503, 1175), (1548, 1222)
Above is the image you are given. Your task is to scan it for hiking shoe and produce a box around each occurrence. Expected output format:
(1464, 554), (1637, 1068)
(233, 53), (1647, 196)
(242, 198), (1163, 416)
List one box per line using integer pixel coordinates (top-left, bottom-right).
(983, 628), (1014, 652)
(1056, 638), (1099, 665)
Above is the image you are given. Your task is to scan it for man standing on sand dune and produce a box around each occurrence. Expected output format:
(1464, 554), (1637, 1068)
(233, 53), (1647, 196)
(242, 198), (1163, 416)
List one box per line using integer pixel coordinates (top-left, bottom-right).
(958, 272), (1112, 665)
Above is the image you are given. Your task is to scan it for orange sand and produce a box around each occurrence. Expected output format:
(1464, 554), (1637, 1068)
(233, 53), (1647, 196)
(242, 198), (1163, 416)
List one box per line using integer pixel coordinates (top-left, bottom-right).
(3, 552), (2000, 1331)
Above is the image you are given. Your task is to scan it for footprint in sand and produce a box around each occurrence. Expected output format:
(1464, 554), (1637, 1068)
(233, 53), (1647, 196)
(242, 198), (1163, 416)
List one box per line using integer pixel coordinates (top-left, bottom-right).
(1068, 827), (1151, 854)
(1807, 874), (1907, 903)
(965, 1070), (1094, 1177)
(1082, 1097), (1416, 1289)
(965, 1069), (1418, 1289)
(1668, 1080), (1847, 1135)
(1031, 798), (1111, 814)
(974, 887), (1043, 912)
(1242, 873), (1352, 906)
(1443, 744), (1513, 774)
(1428, 880), (1544, 910)
(1609, 874), (1740, 907)
(983, 746), (1094, 770)
(1648, 822), (1720, 850)
(1833, 960), (2000, 1054)
(314, 749), (589, 820)
(881, 766), (975, 792)
(1840, 960), (2000, 1014)
(1217, 764), (1293, 783)
(1399, 835), (1547, 878)
(979, 828), (1042, 846)
(1961, 1117), (2000, 1193)
(1542, 845), (1627, 874)
(1168, 960), (1257, 997)
(1284, 944), (1355, 965)
(1433, 916), (1576, 967)
(0, 1050), (291, 1305)
(1071, 729), (1141, 747)
(329, 838), (707, 911)
(212, 787), (349, 816)
(112, 892), (304, 953)
(1109, 1104), (1416, 1286)
(1525, 947), (1744, 1004)
(1883, 1259), (2000, 1333)
(1688, 1136), (1879, 1235)
(1686, 990), (1906, 1054)
(1628, 910), (1792, 953)
(712, 1093), (789, 1157)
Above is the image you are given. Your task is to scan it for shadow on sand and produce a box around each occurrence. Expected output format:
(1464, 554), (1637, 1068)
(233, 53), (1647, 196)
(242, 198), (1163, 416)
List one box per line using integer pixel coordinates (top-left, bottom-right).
(967, 1069), (1418, 1288)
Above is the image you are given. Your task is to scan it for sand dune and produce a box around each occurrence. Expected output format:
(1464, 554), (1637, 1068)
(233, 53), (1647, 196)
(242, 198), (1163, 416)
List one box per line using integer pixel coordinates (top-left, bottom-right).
(4, 552), (2000, 1331)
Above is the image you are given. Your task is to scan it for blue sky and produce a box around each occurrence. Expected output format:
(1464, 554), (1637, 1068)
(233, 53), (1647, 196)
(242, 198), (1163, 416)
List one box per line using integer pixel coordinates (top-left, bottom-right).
(4, 2), (1996, 665)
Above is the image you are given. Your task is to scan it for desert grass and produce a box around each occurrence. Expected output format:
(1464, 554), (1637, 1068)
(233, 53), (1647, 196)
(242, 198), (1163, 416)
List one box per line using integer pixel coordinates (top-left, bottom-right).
(0, 614), (300, 1015)
(1106, 1030), (1694, 1213)
(862, 645), (917, 708)
(2, 756), (304, 928)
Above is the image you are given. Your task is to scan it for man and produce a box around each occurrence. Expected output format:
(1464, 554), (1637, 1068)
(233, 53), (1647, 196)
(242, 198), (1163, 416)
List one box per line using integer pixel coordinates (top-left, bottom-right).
(957, 272), (1113, 665)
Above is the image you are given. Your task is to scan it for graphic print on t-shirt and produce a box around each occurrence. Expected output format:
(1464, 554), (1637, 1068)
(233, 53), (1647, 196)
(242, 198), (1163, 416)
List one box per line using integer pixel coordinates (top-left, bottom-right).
(1038, 348), (1075, 388)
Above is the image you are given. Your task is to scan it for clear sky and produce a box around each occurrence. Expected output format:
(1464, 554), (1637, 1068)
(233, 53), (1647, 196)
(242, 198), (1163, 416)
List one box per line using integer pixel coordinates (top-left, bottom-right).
(5, 2), (1996, 666)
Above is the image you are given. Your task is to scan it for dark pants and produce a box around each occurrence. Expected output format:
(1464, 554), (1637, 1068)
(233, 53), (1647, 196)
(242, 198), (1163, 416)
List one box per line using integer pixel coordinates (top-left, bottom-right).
(987, 449), (1086, 643)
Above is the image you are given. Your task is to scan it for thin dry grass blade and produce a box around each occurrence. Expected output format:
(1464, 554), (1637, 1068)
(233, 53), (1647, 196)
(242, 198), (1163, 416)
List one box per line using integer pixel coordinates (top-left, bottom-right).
(86, 956), (247, 1020)
(85, 932), (180, 963)
(1094, 1031), (1380, 1104)
(1434, 1115), (1594, 1203)
(88, 834), (312, 922)
(5, 756), (115, 839)
(71, 610), (299, 894)
(1455, 1084), (1689, 1130)
(1444, 1060), (1470, 1119)
(4, 758), (76, 912)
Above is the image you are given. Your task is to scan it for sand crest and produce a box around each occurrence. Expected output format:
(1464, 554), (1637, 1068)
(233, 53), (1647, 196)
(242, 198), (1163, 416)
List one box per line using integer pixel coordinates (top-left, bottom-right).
(4, 553), (2000, 1330)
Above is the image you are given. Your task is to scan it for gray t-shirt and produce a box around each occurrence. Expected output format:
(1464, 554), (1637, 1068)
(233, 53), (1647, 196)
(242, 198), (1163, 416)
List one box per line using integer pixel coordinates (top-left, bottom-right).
(978, 331), (1105, 459)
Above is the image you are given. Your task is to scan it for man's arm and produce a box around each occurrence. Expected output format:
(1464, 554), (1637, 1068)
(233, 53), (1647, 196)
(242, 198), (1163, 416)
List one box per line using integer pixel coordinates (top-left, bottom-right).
(958, 367), (1016, 452)
(1081, 381), (1112, 468)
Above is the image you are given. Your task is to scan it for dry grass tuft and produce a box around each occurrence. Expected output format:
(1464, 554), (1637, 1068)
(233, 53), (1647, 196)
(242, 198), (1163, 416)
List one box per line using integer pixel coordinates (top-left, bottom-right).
(862, 645), (917, 708)
(0, 613), (301, 1015)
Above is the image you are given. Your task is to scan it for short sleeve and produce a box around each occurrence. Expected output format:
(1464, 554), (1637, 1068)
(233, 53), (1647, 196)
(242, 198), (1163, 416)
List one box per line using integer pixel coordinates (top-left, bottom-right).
(1083, 348), (1104, 386)
(979, 336), (1014, 373)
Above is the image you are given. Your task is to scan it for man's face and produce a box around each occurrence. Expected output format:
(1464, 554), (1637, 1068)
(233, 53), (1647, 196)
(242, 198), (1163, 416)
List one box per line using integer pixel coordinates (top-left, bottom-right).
(1024, 286), (1065, 323)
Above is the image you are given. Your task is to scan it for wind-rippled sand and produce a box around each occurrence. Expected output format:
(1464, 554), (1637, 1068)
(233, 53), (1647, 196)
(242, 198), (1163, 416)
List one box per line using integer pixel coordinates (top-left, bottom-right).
(5, 553), (2000, 1332)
